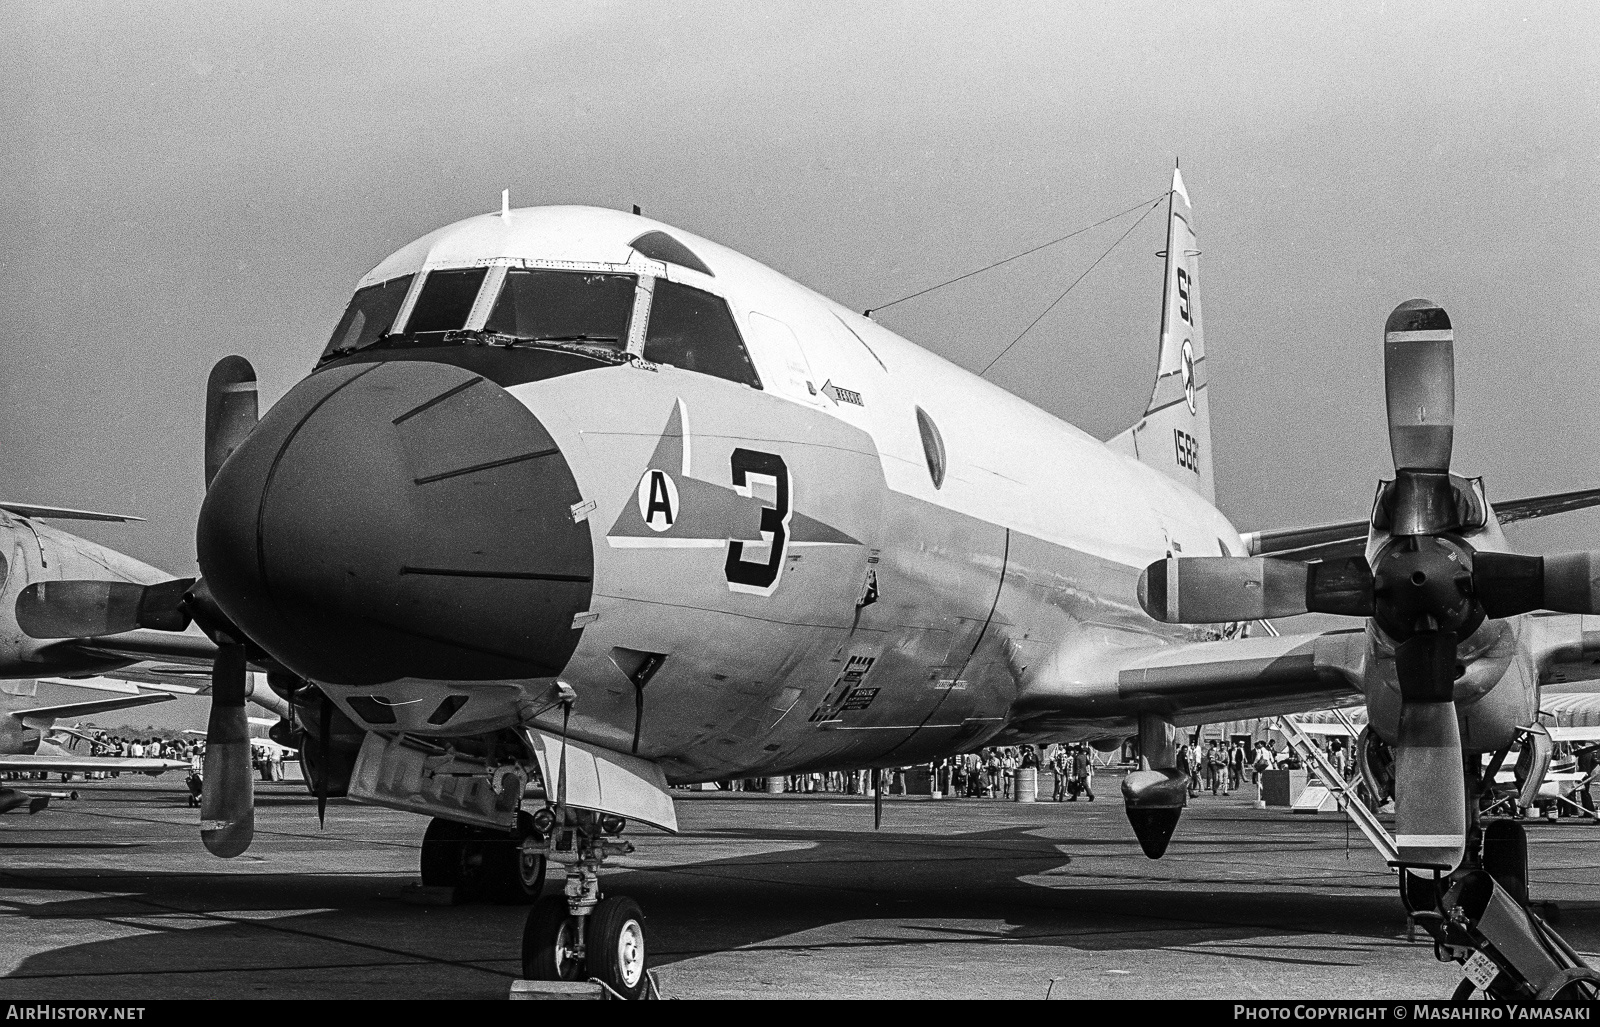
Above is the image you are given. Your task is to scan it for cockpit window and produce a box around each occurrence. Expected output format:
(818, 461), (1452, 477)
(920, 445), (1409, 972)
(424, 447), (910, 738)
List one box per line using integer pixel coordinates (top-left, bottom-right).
(643, 280), (761, 389)
(483, 269), (635, 351)
(405, 267), (489, 334)
(629, 231), (714, 276)
(321, 274), (414, 360)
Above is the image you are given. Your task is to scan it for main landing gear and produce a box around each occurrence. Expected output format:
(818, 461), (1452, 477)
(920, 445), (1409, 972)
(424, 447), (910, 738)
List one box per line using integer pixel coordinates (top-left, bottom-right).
(1402, 756), (1600, 1000)
(520, 808), (651, 999)
(420, 814), (546, 904)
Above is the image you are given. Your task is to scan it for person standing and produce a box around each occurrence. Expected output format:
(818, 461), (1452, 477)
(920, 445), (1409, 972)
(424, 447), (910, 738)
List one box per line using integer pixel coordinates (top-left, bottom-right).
(1051, 747), (1069, 801)
(1207, 742), (1227, 795)
(1229, 741), (1245, 792)
(1071, 745), (1095, 802)
(1252, 741), (1272, 784)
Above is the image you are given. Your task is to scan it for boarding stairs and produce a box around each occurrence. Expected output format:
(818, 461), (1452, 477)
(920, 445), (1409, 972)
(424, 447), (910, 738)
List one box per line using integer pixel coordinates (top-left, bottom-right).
(1276, 712), (1397, 864)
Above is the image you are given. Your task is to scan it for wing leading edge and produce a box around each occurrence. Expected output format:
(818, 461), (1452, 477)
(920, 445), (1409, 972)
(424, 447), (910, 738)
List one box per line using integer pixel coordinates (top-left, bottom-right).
(1242, 486), (1600, 563)
(12, 691), (173, 727)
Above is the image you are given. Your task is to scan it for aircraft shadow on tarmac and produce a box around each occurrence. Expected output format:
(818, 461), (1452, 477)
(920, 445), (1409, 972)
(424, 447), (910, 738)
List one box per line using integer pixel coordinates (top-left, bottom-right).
(13, 805), (1592, 993)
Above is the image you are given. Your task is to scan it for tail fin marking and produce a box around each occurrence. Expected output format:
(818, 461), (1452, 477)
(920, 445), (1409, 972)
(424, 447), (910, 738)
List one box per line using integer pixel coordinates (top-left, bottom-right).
(1109, 166), (1215, 504)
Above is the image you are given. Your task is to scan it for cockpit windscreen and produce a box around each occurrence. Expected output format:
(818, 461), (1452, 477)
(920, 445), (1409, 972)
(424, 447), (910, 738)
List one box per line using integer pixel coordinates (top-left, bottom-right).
(484, 269), (635, 350)
(405, 267), (489, 334)
(321, 274), (414, 360)
(644, 280), (762, 389)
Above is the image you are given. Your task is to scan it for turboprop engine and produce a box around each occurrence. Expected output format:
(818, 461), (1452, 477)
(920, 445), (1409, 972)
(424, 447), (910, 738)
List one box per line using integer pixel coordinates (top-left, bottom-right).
(1137, 300), (1600, 872)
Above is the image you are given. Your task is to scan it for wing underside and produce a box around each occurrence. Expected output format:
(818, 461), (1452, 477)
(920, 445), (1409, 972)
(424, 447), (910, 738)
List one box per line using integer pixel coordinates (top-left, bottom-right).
(1006, 629), (1370, 738)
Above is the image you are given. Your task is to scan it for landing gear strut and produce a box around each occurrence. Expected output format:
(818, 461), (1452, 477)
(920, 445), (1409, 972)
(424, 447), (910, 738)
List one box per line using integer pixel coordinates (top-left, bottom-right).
(520, 808), (649, 999)
(420, 814), (546, 904)
(1402, 754), (1600, 999)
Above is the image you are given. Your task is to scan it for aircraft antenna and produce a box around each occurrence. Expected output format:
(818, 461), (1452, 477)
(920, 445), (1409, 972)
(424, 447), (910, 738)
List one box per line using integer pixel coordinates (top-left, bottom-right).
(863, 191), (1164, 318)
(501, 189), (510, 220)
(976, 195), (1166, 378)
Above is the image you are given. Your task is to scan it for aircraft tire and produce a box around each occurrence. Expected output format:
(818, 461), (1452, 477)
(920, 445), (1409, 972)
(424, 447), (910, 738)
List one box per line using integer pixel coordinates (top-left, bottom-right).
(478, 834), (546, 905)
(587, 895), (648, 1000)
(420, 817), (467, 889)
(522, 896), (584, 981)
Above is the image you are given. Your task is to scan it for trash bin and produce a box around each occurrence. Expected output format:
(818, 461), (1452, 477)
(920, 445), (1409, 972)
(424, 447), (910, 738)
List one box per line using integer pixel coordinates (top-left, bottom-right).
(766, 776), (786, 794)
(1013, 767), (1037, 803)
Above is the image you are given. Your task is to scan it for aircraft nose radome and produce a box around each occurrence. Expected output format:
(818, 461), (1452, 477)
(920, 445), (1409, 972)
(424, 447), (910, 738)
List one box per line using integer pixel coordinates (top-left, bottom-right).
(197, 361), (594, 686)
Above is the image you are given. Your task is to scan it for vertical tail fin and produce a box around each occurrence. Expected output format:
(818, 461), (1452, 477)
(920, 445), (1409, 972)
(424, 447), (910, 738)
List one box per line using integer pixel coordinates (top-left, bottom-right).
(1108, 167), (1214, 503)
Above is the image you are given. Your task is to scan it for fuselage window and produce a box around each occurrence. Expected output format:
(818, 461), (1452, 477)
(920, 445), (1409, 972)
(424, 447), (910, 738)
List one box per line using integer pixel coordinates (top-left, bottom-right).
(643, 280), (762, 389)
(405, 267), (489, 335)
(321, 274), (414, 360)
(484, 269), (635, 351)
(915, 406), (946, 489)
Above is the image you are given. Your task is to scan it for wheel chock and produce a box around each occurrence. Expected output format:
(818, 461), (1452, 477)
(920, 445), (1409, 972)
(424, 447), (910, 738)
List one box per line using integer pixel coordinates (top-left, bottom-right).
(509, 980), (606, 1000)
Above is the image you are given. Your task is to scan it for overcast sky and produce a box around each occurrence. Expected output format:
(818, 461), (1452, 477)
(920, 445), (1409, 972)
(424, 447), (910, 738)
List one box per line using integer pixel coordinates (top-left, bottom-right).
(4, 1), (1597, 586)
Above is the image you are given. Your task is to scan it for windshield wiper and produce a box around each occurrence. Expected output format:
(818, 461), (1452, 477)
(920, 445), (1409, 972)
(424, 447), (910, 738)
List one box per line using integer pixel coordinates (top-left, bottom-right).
(320, 333), (397, 362)
(517, 335), (620, 345)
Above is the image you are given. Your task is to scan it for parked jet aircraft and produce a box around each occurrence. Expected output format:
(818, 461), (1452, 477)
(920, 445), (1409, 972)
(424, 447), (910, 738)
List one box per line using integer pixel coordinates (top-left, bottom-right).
(20, 169), (1600, 997)
(0, 680), (188, 812)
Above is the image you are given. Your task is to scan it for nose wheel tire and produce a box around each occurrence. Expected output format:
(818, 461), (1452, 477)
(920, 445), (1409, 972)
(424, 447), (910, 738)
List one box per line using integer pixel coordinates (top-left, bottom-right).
(588, 895), (649, 1000)
(522, 897), (585, 981)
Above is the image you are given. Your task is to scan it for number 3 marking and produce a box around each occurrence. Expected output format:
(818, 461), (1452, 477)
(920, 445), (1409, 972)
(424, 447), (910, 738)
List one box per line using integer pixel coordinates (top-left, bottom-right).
(725, 448), (791, 595)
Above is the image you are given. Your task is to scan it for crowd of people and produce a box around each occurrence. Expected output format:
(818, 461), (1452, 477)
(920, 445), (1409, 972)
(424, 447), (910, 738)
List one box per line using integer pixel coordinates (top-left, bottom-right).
(710, 735), (1336, 801)
(87, 733), (201, 764)
(716, 743), (1110, 799)
(1172, 738), (1313, 797)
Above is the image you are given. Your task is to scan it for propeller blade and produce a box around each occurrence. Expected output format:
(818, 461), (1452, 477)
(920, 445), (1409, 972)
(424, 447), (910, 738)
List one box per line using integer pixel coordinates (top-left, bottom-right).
(1474, 551), (1600, 618)
(205, 356), (259, 489)
(1383, 300), (1458, 537)
(1392, 631), (1465, 872)
(1138, 556), (1309, 623)
(1384, 299), (1455, 475)
(200, 639), (255, 857)
(15, 578), (193, 639)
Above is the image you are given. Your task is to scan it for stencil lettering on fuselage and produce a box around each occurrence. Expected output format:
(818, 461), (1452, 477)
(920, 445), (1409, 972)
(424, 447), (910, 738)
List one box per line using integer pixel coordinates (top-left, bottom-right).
(808, 650), (878, 722)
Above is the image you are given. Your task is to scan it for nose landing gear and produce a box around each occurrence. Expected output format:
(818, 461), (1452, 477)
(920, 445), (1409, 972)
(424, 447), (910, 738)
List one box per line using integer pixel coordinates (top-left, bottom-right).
(520, 809), (652, 999)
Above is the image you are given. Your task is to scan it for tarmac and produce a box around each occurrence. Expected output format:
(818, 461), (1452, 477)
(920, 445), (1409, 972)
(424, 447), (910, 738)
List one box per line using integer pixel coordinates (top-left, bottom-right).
(1, 773), (1598, 1000)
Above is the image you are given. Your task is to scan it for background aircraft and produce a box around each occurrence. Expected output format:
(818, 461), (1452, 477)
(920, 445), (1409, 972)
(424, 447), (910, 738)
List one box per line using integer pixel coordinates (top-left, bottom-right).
(0, 679), (187, 812)
(20, 169), (1600, 997)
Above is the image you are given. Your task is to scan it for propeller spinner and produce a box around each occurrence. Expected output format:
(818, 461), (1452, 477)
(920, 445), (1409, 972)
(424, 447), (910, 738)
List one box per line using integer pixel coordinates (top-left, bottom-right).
(1138, 299), (1600, 873)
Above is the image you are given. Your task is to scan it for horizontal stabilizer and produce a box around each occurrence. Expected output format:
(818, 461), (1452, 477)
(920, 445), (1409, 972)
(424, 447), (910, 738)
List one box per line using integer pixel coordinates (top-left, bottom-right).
(0, 502), (143, 523)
